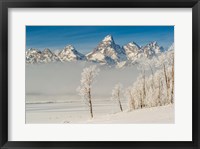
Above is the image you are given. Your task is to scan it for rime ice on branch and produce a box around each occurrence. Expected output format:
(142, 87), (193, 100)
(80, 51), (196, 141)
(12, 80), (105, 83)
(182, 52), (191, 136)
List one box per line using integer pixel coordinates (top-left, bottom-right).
(126, 50), (174, 110)
(111, 83), (123, 112)
(77, 65), (100, 118)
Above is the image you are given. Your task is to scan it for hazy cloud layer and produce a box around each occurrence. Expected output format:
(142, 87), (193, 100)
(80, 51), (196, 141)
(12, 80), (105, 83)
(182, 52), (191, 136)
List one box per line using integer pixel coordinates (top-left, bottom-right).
(26, 62), (140, 99)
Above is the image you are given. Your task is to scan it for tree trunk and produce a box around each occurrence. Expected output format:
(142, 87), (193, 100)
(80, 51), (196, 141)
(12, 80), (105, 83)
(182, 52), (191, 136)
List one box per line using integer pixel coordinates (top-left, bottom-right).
(171, 56), (174, 104)
(88, 88), (93, 118)
(149, 63), (154, 88)
(157, 77), (161, 106)
(132, 97), (135, 110)
(143, 69), (146, 107)
(117, 91), (123, 112)
(130, 91), (135, 110)
(118, 99), (123, 112)
(140, 91), (143, 109)
(163, 64), (169, 104)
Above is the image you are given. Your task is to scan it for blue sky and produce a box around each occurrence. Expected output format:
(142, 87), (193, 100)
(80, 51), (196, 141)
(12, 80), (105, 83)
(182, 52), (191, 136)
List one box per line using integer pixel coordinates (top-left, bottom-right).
(26, 26), (174, 54)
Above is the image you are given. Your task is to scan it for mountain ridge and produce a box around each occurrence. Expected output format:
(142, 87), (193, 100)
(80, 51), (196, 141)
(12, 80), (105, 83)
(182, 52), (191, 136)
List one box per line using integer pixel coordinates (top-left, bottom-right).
(26, 34), (173, 66)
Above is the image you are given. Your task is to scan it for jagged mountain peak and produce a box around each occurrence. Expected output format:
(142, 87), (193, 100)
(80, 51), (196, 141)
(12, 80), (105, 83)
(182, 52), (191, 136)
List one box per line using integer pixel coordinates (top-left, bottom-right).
(102, 34), (114, 43)
(123, 41), (143, 61)
(43, 48), (51, 51)
(64, 45), (83, 55)
(144, 41), (159, 48)
(58, 45), (85, 62)
(65, 44), (75, 49)
(126, 41), (140, 48)
(27, 48), (39, 52)
(63, 45), (77, 52)
(43, 48), (53, 54)
(152, 41), (158, 45)
(152, 41), (161, 48)
(142, 41), (163, 55)
(26, 48), (60, 64)
(86, 35), (126, 64)
(27, 48), (34, 51)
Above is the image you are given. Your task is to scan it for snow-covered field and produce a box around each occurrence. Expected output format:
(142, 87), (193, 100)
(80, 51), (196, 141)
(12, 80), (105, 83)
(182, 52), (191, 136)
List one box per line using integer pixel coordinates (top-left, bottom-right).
(26, 61), (174, 124)
(26, 94), (127, 123)
(26, 95), (174, 124)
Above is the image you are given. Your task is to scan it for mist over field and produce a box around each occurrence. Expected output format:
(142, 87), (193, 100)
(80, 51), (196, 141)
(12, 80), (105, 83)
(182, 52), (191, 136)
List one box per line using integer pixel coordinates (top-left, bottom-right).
(25, 62), (140, 98)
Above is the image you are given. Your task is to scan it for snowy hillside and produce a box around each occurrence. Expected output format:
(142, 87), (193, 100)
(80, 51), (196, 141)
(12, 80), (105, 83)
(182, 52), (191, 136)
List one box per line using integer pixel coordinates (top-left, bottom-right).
(87, 104), (174, 124)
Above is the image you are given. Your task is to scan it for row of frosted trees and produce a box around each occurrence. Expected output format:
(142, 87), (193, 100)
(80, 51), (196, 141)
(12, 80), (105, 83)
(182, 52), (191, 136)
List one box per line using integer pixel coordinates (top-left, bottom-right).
(77, 50), (174, 118)
(126, 50), (174, 110)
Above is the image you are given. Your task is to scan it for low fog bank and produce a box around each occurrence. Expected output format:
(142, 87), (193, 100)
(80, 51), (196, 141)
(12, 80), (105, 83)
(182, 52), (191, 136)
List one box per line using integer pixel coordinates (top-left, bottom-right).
(26, 62), (140, 100)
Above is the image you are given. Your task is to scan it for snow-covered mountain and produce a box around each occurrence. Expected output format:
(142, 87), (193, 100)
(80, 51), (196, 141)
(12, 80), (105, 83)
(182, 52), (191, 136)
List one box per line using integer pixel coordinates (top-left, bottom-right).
(25, 35), (172, 66)
(26, 48), (60, 64)
(142, 41), (164, 58)
(86, 35), (126, 65)
(26, 48), (41, 64)
(58, 45), (86, 62)
(26, 45), (86, 64)
(123, 42), (143, 61)
(42, 48), (60, 63)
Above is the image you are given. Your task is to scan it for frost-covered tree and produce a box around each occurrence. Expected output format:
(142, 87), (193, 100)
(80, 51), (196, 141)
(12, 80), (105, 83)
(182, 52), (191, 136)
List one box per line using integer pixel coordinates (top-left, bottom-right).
(125, 87), (137, 110)
(155, 51), (174, 104)
(77, 65), (100, 118)
(126, 50), (174, 110)
(111, 83), (123, 112)
(136, 57), (156, 108)
(167, 51), (174, 104)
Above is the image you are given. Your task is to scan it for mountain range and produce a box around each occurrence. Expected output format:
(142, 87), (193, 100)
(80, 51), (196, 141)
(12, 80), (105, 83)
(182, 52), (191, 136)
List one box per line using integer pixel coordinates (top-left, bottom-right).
(26, 35), (173, 66)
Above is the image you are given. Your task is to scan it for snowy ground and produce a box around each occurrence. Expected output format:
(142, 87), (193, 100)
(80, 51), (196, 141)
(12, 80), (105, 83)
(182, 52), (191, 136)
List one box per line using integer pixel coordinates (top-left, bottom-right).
(88, 105), (174, 124)
(26, 63), (174, 124)
(26, 95), (174, 124)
